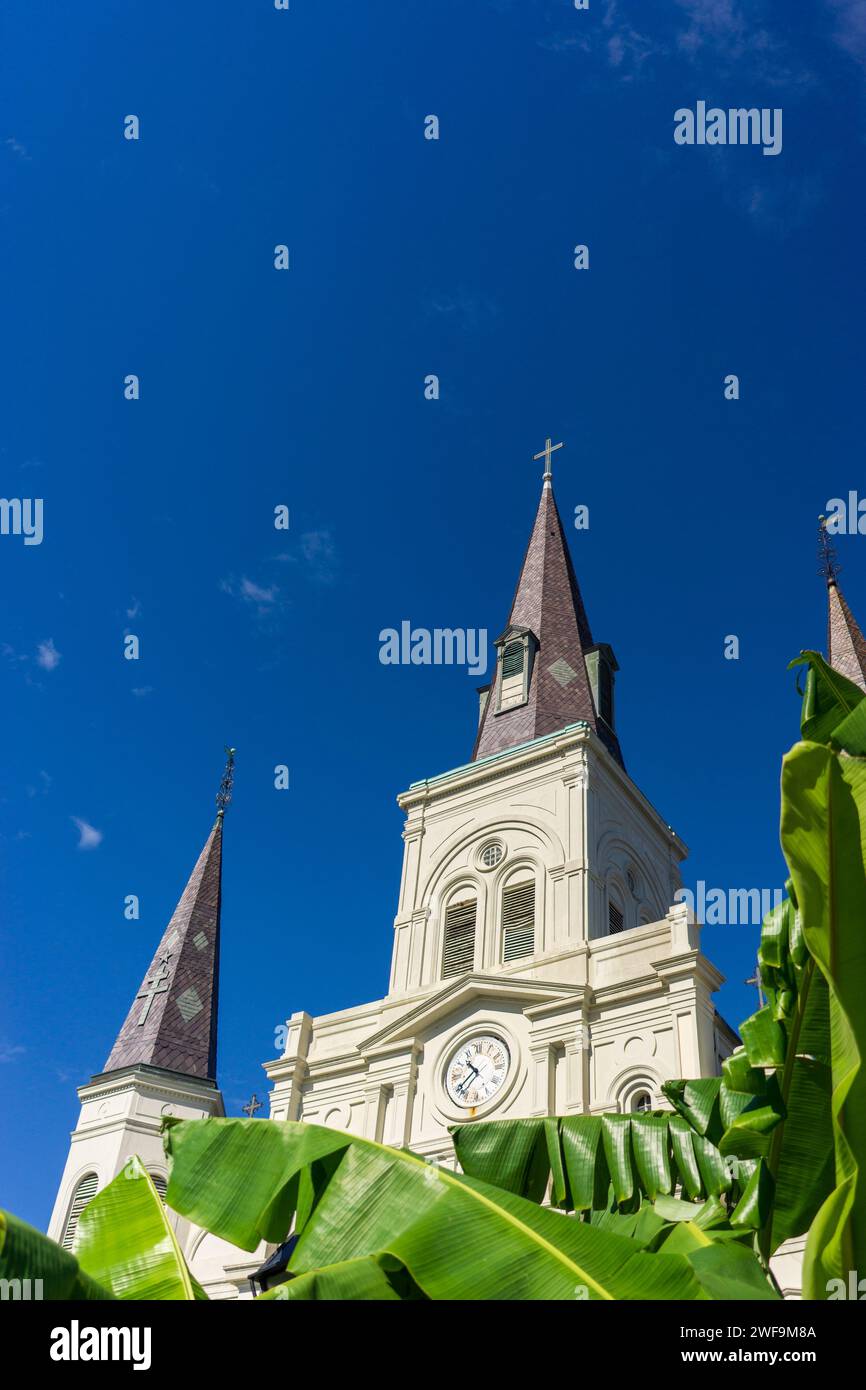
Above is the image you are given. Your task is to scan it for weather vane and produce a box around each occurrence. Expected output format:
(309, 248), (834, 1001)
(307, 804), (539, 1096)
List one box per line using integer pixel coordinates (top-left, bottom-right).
(216, 746), (237, 816)
(818, 515), (840, 585)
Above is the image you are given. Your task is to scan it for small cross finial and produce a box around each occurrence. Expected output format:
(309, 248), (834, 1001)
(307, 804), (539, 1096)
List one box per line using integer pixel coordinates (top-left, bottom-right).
(242, 1093), (263, 1119)
(533, 436), (563, 487)
(818, 515), (840, 586)
(745, 959), (765, 1009)
(216, 747), (236, 817)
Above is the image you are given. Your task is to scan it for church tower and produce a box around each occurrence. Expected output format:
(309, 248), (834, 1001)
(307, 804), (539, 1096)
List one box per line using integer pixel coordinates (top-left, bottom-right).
(47, 754), (233, 1255)
(821, 516), (866, 691)
(267, 447), (735, 1155)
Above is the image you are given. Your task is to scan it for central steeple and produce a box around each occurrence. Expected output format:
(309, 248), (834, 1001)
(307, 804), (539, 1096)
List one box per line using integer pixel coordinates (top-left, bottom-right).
(473, 457), (623, 766)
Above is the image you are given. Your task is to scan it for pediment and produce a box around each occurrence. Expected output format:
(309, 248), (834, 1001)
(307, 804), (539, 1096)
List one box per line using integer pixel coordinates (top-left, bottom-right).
(361, 974), (582, 1055)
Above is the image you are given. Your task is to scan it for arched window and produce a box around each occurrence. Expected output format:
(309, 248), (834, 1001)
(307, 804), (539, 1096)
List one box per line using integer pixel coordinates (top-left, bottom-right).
(150, 1173), (168, 1203)
(61, 1172), (98, 1250)
(442, 890), (477, 979)
(495, 628), (533, 711)
(608, 897), (624, 935)
(501, 871), (535, 963)
(631, 1091), (653, 1114)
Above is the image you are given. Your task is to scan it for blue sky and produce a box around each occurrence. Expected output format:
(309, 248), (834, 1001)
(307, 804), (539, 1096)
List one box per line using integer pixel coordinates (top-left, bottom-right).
(2, 1), (866, 1228)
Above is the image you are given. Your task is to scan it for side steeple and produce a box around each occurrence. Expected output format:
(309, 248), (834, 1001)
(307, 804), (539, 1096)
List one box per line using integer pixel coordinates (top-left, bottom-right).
(820, 517), (866, 692)
(102, 749), (234, 1082)
(473, 442), (623, 766)
(48, 751), (237, 1261)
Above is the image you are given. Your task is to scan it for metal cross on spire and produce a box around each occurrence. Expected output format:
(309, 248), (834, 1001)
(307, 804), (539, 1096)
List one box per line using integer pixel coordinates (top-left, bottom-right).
(215, 746), (237, 817)
(744, 958), (764, 1009)
(533, 436), (563, 486)
(242, 1093), (263, 1119)
(136, 956), (172, 1026)
(818, 515), (840, 586)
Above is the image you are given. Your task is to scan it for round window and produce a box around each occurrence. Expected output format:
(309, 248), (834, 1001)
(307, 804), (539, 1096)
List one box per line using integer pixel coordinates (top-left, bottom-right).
(478, 842), (504, 869)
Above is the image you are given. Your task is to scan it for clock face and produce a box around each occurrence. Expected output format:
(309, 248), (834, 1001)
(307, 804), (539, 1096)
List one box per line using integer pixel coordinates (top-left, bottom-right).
(445, 1035), (511, 1109)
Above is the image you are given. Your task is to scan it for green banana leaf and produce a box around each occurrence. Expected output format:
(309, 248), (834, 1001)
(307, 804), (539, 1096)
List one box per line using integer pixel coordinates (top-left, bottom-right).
(686, 1243), (781, 1301)
(663, 897), (833, 1254)
(660, 651), (861, 1275)
(790, 650), (865, 745)
(781, 740), (866, 1298)
(74, 1159), (207, 1300)
(451, 1112), (731, 1214)
(259, 1256), (404, 1301)
(163, 1116), (773, 1300)
(0, 1209), (115, 1301)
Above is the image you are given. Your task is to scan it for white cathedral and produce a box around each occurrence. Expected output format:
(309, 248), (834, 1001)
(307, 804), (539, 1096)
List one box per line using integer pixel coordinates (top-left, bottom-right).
(48, 462), (866, 1298)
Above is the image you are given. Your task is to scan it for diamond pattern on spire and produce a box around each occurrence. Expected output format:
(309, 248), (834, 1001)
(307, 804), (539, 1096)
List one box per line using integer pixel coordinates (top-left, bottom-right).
(176, 987), (204, 1022)
(548, 658), (578, 688)
(472, 482), (623, 765)
(102, 817), (224, 1081)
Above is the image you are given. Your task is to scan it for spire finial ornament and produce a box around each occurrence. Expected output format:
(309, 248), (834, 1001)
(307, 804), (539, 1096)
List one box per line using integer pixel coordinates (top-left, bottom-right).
(818, 515), (840, 587)
(533, 436), (563, 487)
(216, 746), (236, 818)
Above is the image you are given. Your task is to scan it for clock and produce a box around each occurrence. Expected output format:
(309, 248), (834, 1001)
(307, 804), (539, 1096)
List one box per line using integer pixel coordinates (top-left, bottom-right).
(445, 1035), (511, 1109)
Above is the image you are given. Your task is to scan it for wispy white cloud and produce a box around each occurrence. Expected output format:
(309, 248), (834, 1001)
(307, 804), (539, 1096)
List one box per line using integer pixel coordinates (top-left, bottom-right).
(131, 686), (153, 698)
(273, 528), (340, 585)
(827, 0), (866, 69)
(424, 288), (500, 331)
(540, 0), (812, 87)
(4, 137), (31, 162)
(241, 576), (278, 604)
(220, 573), (284, 619)
(26, 770), (51, 798)
(0, 1043), (26, 1063)
(36, 638), (61, 671)
(72, 817), (103, 851)
(299, 529), (339, 585)
(2, 643), (27, 668)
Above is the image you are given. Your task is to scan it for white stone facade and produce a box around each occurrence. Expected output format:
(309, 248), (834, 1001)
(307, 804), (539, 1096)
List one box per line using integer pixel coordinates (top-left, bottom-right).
(265, 722), (737, 1161)
(47, 1066), (263, 1300)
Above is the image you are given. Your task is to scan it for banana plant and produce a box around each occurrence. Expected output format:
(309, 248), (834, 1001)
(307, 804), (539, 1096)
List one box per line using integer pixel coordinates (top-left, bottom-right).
(456, 650), (865, 1301)
(0, 1159), (205, 1301)
(160, 1113), (776, 1299)
(1, 1117), (777, 1300)
(782, 652), (866, 1297)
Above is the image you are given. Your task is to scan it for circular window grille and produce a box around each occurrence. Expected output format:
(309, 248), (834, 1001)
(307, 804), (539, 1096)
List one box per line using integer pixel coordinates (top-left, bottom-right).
(479, 842), (504, 869)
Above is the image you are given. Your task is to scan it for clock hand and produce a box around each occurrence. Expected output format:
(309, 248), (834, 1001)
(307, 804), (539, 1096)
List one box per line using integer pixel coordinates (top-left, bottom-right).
(455, 1062), (479, 1096)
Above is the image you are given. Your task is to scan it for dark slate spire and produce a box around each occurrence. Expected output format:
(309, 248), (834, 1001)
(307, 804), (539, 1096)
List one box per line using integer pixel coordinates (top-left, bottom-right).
(819, 516), (866, 693)
(102, 753), (234, 1081)
(473, 473), (623, 765)
(827, 583), (866, 693)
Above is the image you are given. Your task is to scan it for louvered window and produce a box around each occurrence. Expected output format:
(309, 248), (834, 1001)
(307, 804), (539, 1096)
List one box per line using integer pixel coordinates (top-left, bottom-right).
(608, 902), (624, 935)
(442, 898), (476, 978)
(502, 642), (524, 678)
(151, 1174), (168, 1203)
(502, 880), (535, 962)
(599, 660), (613, 725)
(498, 636), (530, 711)
(61, 1173), (98, 1251)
